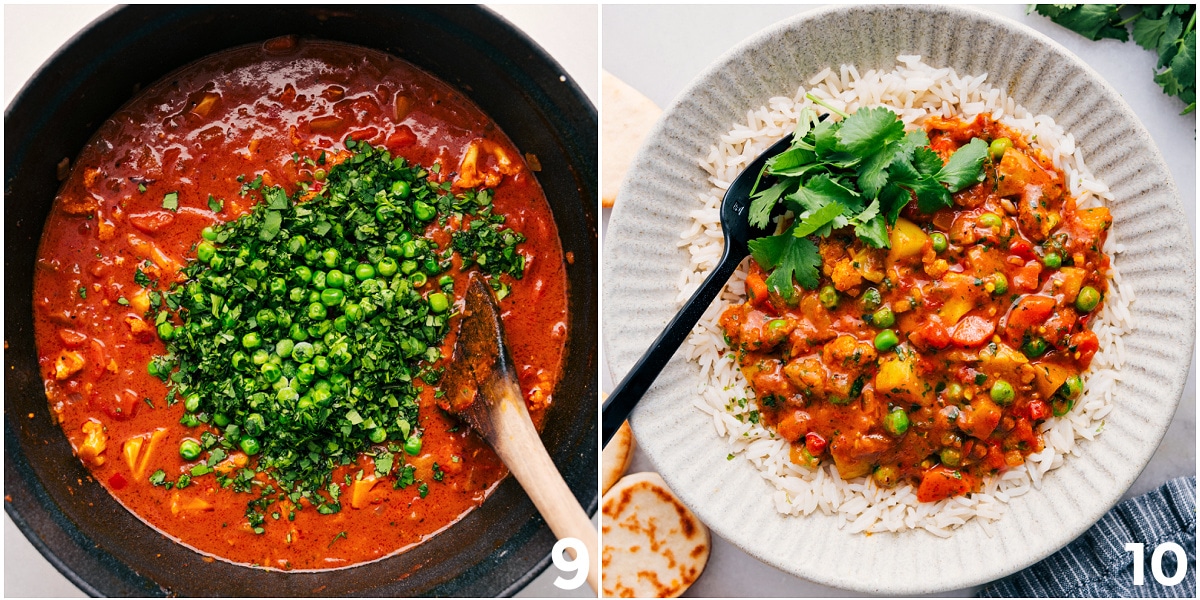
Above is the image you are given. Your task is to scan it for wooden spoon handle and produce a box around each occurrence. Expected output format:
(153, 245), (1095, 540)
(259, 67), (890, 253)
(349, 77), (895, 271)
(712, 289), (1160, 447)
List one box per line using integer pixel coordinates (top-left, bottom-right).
(489, 382), (600, 593)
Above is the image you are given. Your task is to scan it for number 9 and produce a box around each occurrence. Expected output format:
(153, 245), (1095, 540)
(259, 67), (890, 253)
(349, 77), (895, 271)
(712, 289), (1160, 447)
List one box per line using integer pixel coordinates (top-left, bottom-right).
(552, 537), (589, 590)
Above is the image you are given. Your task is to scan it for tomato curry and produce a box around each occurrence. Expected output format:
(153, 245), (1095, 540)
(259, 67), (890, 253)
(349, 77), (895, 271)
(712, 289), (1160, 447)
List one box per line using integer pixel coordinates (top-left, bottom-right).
(720, 115), (1111, 502)
(33, 39), (567, 569)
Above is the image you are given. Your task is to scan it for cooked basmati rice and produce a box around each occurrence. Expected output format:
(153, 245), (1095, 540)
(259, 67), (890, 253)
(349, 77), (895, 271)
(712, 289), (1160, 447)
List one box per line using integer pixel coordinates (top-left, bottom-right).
(679, 55), (1135, 536)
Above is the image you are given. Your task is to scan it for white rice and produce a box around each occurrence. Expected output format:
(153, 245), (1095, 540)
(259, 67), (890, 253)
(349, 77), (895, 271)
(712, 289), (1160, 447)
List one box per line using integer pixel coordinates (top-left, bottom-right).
(680, 56), (1135, 536)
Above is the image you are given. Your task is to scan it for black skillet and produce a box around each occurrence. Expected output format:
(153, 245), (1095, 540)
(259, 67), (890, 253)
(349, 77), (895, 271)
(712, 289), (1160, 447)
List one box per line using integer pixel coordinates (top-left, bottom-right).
(4, 5), (597, 597)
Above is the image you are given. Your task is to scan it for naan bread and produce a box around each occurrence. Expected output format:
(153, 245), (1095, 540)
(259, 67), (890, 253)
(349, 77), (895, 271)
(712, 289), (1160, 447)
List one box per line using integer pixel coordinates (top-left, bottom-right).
(602, 71), (661, 208)
(602, 420), (635, 495)
(602, 472), (709, 597)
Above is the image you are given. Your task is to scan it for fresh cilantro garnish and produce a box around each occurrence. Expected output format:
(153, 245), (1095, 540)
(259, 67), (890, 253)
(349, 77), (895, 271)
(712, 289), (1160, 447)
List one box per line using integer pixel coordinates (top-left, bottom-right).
(1031, 4), (1195, 113)
(746, 98), (988, 298)
(208, 194), (223, 213)
(77, 286), (87, 299)
(162, 192), (179, 211)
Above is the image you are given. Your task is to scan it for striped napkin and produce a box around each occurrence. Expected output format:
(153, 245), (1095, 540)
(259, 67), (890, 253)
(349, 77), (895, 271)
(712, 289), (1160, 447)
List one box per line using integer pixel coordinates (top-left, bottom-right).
(980, 476), (1196, 598)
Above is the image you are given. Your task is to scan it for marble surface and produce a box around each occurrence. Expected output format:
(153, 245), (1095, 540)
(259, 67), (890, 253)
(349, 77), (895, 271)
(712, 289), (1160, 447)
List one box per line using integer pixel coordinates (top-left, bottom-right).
(601, 4), (1196, 597)
(2, 4), (596, 598)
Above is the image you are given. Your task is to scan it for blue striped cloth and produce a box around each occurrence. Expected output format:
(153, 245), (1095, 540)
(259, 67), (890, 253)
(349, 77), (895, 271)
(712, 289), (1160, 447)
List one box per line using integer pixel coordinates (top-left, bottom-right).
(980, 477), (1196, 598)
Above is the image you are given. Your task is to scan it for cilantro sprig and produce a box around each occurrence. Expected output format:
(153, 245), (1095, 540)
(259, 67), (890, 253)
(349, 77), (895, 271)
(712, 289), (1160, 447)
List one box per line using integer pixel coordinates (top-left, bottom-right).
(745, 96), (987, 299)
(1031, 4), (1195, 114)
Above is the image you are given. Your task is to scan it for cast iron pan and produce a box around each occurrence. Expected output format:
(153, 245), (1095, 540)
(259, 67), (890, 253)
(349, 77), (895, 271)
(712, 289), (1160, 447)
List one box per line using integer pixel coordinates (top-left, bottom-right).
(5, 5), (597, 597)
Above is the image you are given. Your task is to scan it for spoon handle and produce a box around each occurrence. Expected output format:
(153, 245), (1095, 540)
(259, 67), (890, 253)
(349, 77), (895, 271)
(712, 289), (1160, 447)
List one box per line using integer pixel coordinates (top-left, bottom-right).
(602, 243), (747, 445)
(486, 379), (600, 592)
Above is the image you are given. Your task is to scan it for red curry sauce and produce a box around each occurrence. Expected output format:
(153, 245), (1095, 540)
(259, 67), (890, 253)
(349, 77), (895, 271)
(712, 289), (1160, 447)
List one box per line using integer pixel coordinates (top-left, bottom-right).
(721, 115), (1111, 502)
(33, 39), (567, 569)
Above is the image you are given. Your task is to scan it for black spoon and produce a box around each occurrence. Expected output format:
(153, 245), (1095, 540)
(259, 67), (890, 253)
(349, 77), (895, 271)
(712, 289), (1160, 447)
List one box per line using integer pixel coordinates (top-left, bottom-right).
(602, 133), (794, 445)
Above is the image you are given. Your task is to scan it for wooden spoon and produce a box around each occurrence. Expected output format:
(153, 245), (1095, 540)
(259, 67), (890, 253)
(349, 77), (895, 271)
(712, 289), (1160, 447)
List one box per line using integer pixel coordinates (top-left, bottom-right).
(443, 272), (599, 593)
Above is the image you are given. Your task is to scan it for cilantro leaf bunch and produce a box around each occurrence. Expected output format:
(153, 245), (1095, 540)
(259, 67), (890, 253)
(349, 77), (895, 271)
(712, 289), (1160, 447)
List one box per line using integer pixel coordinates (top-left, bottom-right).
(1031, 4), (1196, 114)
(745, 96), (987, 299)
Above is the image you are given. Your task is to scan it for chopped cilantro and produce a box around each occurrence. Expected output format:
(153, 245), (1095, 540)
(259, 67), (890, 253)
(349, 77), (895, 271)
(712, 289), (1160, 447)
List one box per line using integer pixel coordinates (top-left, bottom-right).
(162, 191), (179, 211)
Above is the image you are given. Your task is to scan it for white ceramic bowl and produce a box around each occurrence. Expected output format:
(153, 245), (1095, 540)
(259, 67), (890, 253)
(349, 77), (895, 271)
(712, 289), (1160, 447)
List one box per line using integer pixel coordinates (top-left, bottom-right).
(603, 4), (1193, 594)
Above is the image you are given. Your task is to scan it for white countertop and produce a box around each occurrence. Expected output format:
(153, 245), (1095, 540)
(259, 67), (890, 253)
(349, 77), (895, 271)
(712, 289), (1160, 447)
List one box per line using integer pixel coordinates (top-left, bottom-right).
(600, 4), (1196, 597)
(3, 4), (596, 598)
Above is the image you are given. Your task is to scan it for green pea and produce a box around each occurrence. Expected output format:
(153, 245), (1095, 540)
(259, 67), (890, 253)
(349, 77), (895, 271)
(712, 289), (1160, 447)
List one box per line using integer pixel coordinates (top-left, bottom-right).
(289, 287), (306, 303)
(239, 437), (261, 456)
(328, 269), (348, 289)
(940, 447), (962, 467)
(201, 226), (218, 241)
(322, 248), (340, 269)
(411, 273), (428, 288)
(292, 342), (315, 363)
(231, 351), (248, 369)
(946, 382), (964, 401)
(1075, 286), (1101, 313)
(989, 137), (1013, 161)
(294, 265), (313, 283)
(213, 413), (230, 427)
(307, 290), (321, 304)
(402, 241), (418, 258)
(353, 263), (375, 281)
(874, 465), (899, 488)
(990, 380), (1015, 405)
(1052, 398), (1075, 417)
(990, 273), (1009, 296)
(369, 428), (387, 444)
(344, 303), (364, 322)
(296, 362), (316, 384)
(313, 355), (331, 375)
(340, 257), (356, 274)
(861, 288), (882, 311)
(312, 387), (332, 407)
(874, 329), (900, 351)
(884, 408), (909, 436)
(931, 232), (948, 253)
(304, 248), (320, 264)
(242, 332), (262, 349)
(307, 302), (328, 320)
(1042, 252), (1062, 269)
(978, 213), (1002, 228)
(184, 393), (201, 413)
(377, 257), (398, 277)
(1058, 375), (1083, 400)
(413, 200), (436, 221)
(320, 288), (345, 307)
(312, 271), (328, 291)
(765, 319), (790, 338)
(157, 322), (175, 341)
(872, 306), (895, 328)
(393, 180), (411, 199)
(404, 435), (423, 456)
(333, 315), (348, 333)
(1022, 337), (1048, 358)
(274, 339), (294, 358)
(438, 275), (455, 288)
(329, 373), (349, 395)
(429, 292), (450, 313)
(288, 235), (307, 254)
(401, 259), (418, 275)
(269, 277), (287, 295)
(289, 323), (309, 342)
(819, 285), (839, 309)
(196, 240), (217, 263)
(277, 387), (299, 404)
(256, 309), (277, 329)
(385, 244), (403, 259)
(251, 349), (270, 366)
(179, 439), (202, 461)
(261, 362), (282, 383)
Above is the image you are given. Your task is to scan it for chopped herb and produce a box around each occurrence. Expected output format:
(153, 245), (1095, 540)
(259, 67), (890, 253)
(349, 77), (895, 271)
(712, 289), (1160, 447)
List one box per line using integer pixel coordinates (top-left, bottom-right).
(746, 101), (986, 297)
(77, 287), (87, 299)
(116, 296), (130, 306)
(208, 194), (223, 213)
(328, 531), (347, 548)
(162, 191), (179, 211)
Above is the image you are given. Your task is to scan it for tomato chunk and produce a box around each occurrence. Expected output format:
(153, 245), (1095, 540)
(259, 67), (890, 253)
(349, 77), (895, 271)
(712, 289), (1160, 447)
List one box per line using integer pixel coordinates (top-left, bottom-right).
(1070, 330), (1100, 367)
(917, 466), (971, 502)
(1006, 295), (1055, 338)
(951, 315), (995, 347)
